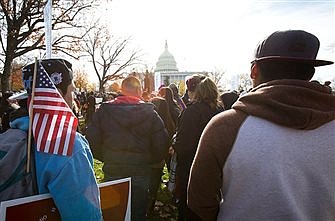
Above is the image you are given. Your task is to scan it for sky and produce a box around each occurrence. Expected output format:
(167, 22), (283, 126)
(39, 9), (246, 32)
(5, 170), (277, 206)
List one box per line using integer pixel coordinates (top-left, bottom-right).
(93, 0), (335, 87)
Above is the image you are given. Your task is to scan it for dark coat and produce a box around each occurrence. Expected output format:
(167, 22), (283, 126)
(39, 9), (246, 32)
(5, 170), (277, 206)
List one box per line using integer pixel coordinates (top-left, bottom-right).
(85, 96), (169, 176)
(174, 101), (223, 195)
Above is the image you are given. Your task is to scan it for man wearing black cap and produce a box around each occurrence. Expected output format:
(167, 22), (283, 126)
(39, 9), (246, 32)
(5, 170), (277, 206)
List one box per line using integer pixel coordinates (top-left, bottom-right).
(11, 59), (103, 220)
(187, 30), (335, 221)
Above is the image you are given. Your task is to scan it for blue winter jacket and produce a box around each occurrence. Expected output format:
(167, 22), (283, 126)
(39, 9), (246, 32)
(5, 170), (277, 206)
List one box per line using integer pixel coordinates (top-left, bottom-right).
(10, 116), (103, 221)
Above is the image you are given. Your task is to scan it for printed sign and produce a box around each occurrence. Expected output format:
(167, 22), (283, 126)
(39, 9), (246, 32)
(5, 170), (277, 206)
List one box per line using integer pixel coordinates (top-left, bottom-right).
(0, 178), (131, 221)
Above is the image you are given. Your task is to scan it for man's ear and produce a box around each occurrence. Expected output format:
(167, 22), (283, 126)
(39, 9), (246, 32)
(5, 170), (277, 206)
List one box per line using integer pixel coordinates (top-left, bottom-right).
(250, 63), (258, 80)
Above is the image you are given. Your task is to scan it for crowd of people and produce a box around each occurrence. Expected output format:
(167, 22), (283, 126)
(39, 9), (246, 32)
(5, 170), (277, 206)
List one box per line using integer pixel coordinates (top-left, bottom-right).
(0, 29), (334, 221)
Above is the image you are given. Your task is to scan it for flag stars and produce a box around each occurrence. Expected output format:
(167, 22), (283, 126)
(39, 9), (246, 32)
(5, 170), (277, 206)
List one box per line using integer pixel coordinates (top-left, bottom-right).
(32, 63), (77, 156)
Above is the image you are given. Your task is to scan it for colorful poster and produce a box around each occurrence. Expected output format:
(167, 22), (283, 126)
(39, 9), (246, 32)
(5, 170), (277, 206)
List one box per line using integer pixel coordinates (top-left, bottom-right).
(0, 178), (131, 221)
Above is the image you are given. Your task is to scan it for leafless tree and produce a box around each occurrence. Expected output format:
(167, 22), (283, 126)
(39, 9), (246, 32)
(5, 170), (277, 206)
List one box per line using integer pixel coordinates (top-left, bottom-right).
(81, 25), (142, 92)
(207, 68), (226, 86)
(237, 72), (253, 94)
(0, 0), (99, 91)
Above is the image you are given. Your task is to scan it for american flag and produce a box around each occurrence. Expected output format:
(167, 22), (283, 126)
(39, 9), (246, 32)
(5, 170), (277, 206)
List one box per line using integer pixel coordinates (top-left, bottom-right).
(31, 63), (78, 156)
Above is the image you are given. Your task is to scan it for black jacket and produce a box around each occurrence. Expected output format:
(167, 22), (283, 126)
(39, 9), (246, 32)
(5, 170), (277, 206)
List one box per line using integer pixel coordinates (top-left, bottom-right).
(85, 96), (169, 176)
(174, 102), (223, 186)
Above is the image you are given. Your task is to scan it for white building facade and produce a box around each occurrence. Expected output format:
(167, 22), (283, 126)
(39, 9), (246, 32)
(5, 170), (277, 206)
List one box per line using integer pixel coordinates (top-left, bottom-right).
(154, 41), (197, 91)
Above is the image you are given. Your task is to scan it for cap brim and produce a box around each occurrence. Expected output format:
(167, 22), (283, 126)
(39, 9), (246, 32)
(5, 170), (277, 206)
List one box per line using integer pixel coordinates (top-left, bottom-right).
(253, 56), (334, 67)
(8, 91), (28, 101)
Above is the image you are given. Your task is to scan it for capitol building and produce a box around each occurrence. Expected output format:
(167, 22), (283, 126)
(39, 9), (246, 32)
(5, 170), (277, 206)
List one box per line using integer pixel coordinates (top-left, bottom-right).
(154, 41), (200, 91)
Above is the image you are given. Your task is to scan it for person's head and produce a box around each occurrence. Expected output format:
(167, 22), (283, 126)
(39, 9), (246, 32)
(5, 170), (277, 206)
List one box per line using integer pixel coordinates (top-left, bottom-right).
(158, 87), (173, 99)
(22, 58), (75, 108)
(158, 86), (176, 108)
(121, 76), (142, 98)
(220, 91), (239, 110)
(142, 91), (150, 102)
(7, 91), (29, 108)
(168, 83), (179, 97)
(250, 30), (333, 87)
(193, 77), (219, 108)
(186, 74), (206, 101)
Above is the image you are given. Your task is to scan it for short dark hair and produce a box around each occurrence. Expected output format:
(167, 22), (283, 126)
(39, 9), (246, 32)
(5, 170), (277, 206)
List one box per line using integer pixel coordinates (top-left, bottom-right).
(257, 60), (315, 82)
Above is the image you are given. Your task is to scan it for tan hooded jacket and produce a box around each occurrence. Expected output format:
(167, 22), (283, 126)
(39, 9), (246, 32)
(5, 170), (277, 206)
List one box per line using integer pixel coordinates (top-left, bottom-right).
(188, 79), (335, 221)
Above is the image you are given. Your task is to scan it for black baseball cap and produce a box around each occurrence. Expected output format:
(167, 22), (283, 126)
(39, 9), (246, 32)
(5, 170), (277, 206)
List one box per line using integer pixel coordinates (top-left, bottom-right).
(252, 30), (333, 67)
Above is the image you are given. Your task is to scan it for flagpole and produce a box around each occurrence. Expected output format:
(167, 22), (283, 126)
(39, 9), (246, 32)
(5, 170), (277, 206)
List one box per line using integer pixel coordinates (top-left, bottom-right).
(44, 0), (52, 59)
(27, 58), (38, 173)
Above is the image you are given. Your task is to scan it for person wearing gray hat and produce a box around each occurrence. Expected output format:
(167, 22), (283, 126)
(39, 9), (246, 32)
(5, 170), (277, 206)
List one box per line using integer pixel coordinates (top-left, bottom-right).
(7, 59), (103, 220)
(188, 30), (335, 221)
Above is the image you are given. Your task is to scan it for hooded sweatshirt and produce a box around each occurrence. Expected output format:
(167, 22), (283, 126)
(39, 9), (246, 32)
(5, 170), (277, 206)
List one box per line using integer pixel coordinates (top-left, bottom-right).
(9, 111), (102, 221)
(85, 95), (169, 176)
(188, 79), (335, 221)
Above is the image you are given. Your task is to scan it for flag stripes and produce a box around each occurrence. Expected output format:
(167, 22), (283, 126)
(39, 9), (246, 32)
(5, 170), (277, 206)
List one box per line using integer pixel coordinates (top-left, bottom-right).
(31, 63), (77, 156)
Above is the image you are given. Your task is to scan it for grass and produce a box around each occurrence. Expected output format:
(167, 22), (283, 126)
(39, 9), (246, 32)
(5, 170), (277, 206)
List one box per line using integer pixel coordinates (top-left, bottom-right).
(93, 159), (104, 183)
(146, 166), (178, 221)
(93, 160), (178, 220)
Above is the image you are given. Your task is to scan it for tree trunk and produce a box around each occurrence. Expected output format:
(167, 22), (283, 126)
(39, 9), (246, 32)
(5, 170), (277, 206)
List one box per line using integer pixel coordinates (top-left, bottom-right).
(99, 80), (105, 93)
(1, 56), (13, 91)
(2, 25), (16, 92)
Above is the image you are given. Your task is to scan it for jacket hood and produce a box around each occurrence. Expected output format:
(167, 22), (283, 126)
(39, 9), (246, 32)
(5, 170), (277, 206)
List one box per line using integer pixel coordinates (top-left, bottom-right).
(233, 79), (335, 129)
(101, 96), (156, 128)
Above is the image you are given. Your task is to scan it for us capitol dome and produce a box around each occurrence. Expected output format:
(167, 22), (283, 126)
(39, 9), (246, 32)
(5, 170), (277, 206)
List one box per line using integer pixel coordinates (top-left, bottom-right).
(154, 40), (199, 91)
(155, 40), (178, 72)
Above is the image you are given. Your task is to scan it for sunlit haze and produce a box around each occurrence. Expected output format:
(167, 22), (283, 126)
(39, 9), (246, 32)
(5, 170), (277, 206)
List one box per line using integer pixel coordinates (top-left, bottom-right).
(87, 0), (335, 88)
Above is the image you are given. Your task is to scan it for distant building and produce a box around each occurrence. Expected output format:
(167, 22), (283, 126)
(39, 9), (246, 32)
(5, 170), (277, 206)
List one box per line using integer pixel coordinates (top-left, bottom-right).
(154, 41), (200, 91)
(155, 40), (179, 73)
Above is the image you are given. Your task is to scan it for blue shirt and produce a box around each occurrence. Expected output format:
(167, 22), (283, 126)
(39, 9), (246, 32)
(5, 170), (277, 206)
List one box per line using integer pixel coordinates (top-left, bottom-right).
(10, 116), (103, 221)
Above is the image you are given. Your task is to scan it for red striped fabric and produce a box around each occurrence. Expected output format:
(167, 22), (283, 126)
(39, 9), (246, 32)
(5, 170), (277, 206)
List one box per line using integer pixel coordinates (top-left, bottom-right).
(31, 63), (77, 156)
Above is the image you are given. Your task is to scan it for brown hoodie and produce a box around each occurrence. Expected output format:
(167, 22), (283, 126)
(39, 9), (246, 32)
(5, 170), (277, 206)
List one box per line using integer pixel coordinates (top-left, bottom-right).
(188, 79), (335, 221)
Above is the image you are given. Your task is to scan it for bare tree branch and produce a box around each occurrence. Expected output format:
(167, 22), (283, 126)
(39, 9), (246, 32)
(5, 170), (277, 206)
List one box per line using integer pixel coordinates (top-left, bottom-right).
(81, 25), (142, 92)
(0, 0), (100, 91)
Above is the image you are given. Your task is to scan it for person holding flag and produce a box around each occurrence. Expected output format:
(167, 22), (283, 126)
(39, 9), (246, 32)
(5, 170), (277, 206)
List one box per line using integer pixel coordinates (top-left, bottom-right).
(9, 58), (103, 220)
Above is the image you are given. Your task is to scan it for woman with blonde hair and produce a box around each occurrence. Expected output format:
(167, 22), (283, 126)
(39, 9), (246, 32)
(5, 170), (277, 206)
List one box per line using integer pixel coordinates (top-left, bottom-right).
(193, 77), (221, 109)
(173, 74), (223, 220)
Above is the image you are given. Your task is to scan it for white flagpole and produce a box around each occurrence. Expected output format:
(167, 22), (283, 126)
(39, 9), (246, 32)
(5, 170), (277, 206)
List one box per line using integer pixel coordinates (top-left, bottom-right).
(44, 0), (52, 59)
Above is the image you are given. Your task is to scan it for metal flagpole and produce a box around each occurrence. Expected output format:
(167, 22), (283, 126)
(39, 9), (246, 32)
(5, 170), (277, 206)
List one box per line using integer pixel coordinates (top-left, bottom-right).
(26, 58), (38, 173)
(44, 0), (52, 59)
